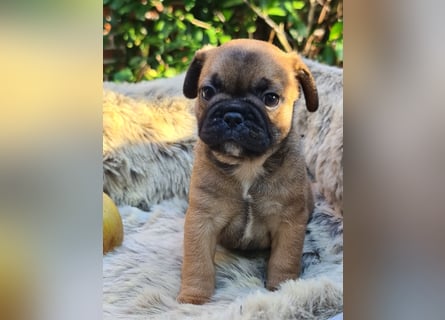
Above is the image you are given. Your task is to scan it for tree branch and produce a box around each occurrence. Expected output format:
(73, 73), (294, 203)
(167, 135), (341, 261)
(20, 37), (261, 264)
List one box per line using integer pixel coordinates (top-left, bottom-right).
(243, 0), (293, 52)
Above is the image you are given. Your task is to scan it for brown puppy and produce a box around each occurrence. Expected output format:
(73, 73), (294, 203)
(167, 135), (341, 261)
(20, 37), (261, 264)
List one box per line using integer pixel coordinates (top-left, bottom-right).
(177, 39), (319, 304)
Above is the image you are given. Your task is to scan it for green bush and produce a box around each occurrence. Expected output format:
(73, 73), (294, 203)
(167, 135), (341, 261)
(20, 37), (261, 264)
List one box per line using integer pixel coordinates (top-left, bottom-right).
(103, 0), (343, 82)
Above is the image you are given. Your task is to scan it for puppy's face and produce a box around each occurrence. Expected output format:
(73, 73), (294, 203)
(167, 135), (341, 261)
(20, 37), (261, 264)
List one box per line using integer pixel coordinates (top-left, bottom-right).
(183, 39), (318, 159)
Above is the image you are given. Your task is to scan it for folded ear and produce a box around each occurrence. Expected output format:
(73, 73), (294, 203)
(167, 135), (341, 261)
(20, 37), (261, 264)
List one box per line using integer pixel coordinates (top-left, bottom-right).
(183, 47), (213, 98)
(292, 55), (319, 112)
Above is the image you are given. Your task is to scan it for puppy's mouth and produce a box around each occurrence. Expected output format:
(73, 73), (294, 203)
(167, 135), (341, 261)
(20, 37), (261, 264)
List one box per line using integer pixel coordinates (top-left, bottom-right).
(199, 100), (272, 157)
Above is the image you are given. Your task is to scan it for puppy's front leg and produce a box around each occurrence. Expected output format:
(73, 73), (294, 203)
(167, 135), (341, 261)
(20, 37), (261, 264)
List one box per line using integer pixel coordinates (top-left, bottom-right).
(177, 208), (217, 304)
(266, 216), (307, 290)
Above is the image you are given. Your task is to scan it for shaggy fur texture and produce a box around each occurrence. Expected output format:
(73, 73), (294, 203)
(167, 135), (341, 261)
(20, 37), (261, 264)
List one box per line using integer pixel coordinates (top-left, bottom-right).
(103, 90), (195, 210)
(103, 58), (343, 318)
(103, 198), (343, 319)
(295, 60), (343, 216)
(104, 73), (185, 99)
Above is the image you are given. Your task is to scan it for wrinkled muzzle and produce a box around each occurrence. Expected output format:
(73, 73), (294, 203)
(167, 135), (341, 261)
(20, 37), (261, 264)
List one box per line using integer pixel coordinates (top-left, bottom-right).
(199, 100), (272, 157)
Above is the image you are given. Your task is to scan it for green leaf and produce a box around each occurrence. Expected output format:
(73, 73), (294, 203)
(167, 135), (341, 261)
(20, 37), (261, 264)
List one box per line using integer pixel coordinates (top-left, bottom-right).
(283, 2), (298, 18)
(128, 27), (136, 41)
(222, 0), (244, 8)
(289, 21), (307, 38)
(109, 0), (126, 11)
(184, 0), (195, 12)
(222, 9), (234, 21)
(113, 68), (135, 82)
(259, 0), (281, 10)
(205, 28), (217, 44)
(194, 29), (203, 42)
(266, 7), (287, 17)
(329, 21), (343, 41)
(334, 39), (343, 61)
(176, 20), (186, 31)
(247, 24), (256, 34)
(129, 56), (143, 67)
(219, 35), (232, 44)
(289, 29), (300, 41)
(154, 20), (165, 32)
(293, 1), (305, 10)
(143, 68), (159, 80)
(184, 13), (194, 22)
(174, 9), (184, 18)
(118, 3), (134, 15)
(165, 55), (173, 64)
(321, 46), (336, 65)
(164, 68), (177, 78)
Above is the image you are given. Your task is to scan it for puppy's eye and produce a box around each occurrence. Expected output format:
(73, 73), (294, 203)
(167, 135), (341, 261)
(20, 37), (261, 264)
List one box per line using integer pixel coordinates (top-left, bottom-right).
(263, 93), (280, 108)
(200, 86), (216, 101)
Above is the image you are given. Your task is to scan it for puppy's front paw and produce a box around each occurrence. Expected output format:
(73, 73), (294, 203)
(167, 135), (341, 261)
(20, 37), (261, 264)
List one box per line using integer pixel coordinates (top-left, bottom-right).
(266, 280), (279, 291)
(266, 273), (297, 291)
(177, 288), (211, 305)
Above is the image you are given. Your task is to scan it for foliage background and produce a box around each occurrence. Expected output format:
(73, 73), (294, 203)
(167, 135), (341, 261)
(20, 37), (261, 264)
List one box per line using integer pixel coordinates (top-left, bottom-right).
(103, 0), (343, 82)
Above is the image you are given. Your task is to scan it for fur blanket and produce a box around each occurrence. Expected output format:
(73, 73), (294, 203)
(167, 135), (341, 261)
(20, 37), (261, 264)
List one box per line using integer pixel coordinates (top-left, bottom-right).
(103, 59), (343, 319)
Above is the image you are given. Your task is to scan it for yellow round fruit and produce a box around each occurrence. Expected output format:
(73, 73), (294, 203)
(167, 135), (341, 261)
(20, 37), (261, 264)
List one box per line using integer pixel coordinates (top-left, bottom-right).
(103, 193), (124, 254)
(0, 225), (36, 320)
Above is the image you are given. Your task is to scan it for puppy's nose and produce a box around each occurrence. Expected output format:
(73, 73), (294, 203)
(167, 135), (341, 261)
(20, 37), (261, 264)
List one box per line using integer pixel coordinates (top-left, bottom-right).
(223, 112), (243, 128)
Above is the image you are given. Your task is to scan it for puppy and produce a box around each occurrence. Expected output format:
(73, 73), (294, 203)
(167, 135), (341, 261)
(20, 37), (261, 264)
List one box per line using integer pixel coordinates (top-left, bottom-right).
(177, 39), (319, 304)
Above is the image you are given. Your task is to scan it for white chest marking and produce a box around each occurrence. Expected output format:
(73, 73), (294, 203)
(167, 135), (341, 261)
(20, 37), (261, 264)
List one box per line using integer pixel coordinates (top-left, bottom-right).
(241, 181), (252, 200)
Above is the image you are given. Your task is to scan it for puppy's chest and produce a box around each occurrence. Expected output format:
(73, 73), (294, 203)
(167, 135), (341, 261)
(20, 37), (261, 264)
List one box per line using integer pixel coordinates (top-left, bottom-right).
(228, 173), (285, 246)
(218, 180), (281, 250)
(218, 158), (290, 249)
(235, 159), (285, 216)
(240, 179), (283, 218)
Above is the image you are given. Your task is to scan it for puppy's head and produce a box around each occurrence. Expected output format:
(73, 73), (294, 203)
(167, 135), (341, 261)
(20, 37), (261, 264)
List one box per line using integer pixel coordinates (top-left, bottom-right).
(183, 39), (318, 159)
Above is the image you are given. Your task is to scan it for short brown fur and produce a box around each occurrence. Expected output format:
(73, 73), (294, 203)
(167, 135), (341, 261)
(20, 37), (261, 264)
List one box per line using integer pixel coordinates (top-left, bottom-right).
(178, 39), (318, 304)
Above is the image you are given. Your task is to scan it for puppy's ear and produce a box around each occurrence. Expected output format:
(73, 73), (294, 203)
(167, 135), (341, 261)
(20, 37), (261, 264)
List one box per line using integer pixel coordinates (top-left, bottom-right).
(183, 47), (212, 98)
(292, 55), (319, 112)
